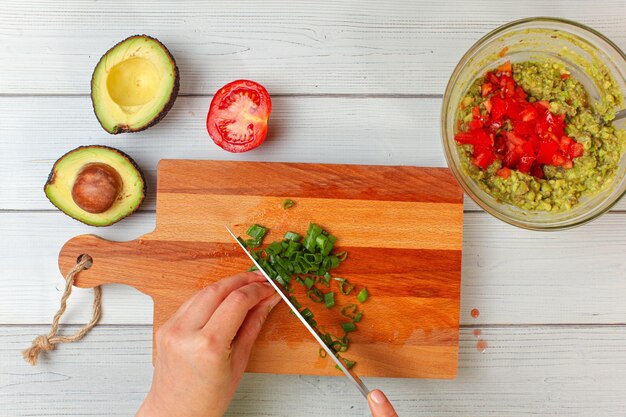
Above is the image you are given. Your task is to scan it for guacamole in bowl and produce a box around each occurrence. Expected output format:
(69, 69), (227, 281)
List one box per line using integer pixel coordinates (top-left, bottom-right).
(455, 60), (626, 212)
(442, 17), (626, 230)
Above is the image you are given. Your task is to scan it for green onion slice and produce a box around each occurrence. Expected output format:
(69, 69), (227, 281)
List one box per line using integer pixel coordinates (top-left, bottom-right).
(341, 304), (358, 319)
(246, 224), (268, 240)
(341, 322), (357, 333)
(357, 287), (369, 303)
(307, 288), (324, 303)
(282, 199), (295, 210)
(324, 292), (335, 308)
(284, 231), (302, 242)
(304, 276), (315, 289)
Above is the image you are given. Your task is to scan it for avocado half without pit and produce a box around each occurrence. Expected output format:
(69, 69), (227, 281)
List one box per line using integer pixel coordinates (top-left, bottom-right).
(44, 146), (146, 226)
(91, 35), (179, 134)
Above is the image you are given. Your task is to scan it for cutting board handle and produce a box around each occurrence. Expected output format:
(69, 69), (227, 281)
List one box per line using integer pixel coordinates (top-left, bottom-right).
(58, 234), (152, 295)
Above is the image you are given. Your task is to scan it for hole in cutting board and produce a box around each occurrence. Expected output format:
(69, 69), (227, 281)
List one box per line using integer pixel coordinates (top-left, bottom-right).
(77, 254), (93, 269)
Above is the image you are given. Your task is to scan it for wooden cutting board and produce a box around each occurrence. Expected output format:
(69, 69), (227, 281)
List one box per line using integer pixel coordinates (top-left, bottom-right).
(58, 160), (464, 379)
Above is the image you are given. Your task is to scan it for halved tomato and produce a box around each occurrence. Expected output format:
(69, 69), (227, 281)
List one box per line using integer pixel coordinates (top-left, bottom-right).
(206, 80), (272, 153)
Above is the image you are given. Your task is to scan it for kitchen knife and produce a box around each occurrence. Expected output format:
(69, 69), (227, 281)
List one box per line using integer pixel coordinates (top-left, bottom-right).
(225, 226), (370, 398)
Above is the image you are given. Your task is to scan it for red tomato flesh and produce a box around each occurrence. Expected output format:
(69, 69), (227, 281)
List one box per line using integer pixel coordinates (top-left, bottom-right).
(454, 61), (584, 178)
(206, 80), (272, 153)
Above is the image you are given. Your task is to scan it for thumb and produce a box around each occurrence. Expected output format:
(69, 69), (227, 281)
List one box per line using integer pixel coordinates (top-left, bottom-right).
(368, 389), (398, 417)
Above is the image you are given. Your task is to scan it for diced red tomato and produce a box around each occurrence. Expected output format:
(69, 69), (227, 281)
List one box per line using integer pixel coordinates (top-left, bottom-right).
(483, 98), (493, 113)
(469, 119), (484, 130)
(481, 83), (494, 97)
(455, 64), (583, 178)
(569, 142), (584, 158)
(519, 105), (539, 122)
(561, 73), (570, 80)
(530, 164), (544, 179)
(496, 167), (512, 178)
(497, 61), (512, 75)
(472, 147), (497, 169)
(552, 153), (566, 167)
(537, 141), (559, 165)
(490, 96), (507, 120)
(514, 86), (528, 100)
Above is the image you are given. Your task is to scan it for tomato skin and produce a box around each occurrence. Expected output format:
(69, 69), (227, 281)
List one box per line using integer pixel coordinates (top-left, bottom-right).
(206, 80), (272, 153)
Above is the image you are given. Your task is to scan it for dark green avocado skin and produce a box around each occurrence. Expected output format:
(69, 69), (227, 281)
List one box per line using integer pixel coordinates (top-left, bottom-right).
(44, 145), (147, 227)
(91, 34), (180, 135)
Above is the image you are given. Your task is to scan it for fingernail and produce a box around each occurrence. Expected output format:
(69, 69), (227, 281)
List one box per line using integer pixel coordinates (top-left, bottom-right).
(368, 389), (387, 405)
(268, 293), (282, 311)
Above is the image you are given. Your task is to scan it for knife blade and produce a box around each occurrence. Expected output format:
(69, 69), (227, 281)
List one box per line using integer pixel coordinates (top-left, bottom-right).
(225, 226), (370, 398)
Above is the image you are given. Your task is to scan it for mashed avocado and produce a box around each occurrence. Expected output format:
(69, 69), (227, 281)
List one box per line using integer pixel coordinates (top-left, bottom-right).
(456, 61), (626, 212)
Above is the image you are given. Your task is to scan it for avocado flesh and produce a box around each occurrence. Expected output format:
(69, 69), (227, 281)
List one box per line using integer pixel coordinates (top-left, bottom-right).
(91, 35), (179, 134)
(45, 146), (145, 226)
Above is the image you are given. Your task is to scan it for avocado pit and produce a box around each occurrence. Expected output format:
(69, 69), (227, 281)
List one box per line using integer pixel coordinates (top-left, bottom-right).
(72, 163), (123, 213)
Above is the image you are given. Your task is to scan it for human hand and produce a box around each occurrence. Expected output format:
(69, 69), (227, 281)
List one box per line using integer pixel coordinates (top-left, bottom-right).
(368, 389), (398, 417)
(136, 272), (281, 417)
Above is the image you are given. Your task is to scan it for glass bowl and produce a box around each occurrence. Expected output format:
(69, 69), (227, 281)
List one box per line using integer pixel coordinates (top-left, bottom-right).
(441, 17), (626, 230)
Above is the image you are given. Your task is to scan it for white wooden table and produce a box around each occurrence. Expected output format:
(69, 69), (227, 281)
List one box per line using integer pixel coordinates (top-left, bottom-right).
(1, 1), (625, 416)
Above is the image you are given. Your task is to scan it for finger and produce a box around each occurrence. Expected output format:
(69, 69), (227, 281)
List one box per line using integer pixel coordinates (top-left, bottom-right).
(179, 271), (266, 330)
(368, 390), (398, 417)
(231, 293), (282, 372)
(203, 281), (276, 347)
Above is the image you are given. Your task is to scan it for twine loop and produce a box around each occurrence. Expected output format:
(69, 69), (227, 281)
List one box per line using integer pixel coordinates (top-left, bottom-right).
(22, 254), (102, 365)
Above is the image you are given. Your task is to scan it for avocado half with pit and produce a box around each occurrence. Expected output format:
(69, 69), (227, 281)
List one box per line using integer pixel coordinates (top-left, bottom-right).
(44, 146), (146, 226)
(91, 35), (179, 134)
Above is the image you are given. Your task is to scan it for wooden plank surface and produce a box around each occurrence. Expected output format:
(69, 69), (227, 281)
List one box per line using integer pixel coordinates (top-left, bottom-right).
(2, 210), (625, 327)
(2, 324), (626, 417)
(0, 96), (624, 212)
(1, 0), (625, 414)
(0, 1), (624, 95)
(56, 161), (464, 378)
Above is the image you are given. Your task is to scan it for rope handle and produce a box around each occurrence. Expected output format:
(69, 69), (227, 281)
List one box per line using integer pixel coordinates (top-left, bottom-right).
(22, 254), (102, 365)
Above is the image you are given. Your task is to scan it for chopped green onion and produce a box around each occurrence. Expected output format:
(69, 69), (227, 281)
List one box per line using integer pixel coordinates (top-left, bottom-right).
(247, 265), (258, 272)
(282, 199), (295, 210)
(266, 241), (283, 256)
(319, 273), (331, 287)
(319, 348), (327, 358)
(246, 224), (268, 240)
(334, 359), (356, 371)
(275, 275), (288, 288)
(339, 279), (354, 295)
(354, 312), (363, 323)
(307, 288), (324, 303)
(284, 231), (302, 242)
(341, 304), (358, 319)
(289, 296), (301, 309)
(341, 322), (357, 333)
(245, 239), (261, 248)
(301, 308), (314, 320)
(343, 359), (357, 370)
(357, 288), (369, 303)
(329, 340), (347, 353)
(324, 292), (335, 308)
(304, 276), (315, 289)
(336, 251), (348, 261)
